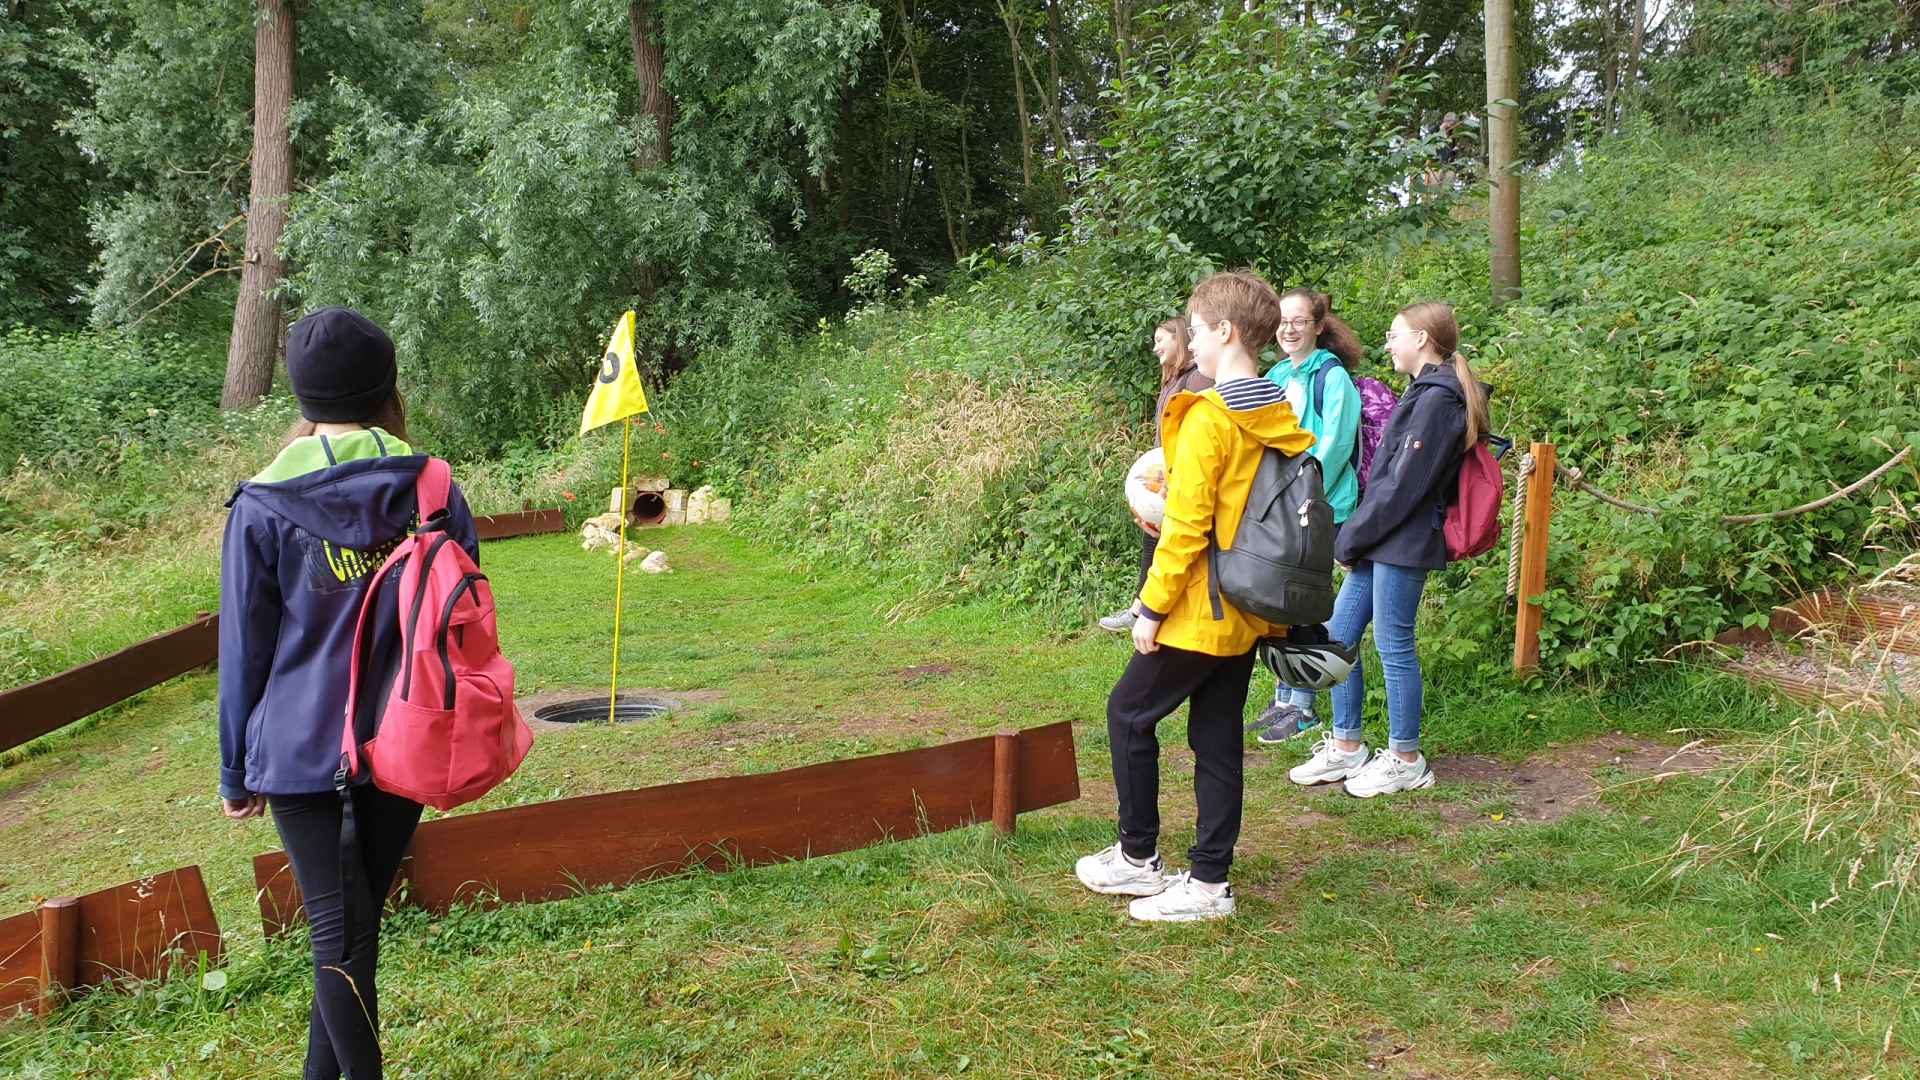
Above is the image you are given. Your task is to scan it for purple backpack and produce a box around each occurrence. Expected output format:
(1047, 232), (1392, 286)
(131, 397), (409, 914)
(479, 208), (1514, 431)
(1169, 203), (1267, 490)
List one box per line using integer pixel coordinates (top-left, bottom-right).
(1310, 366), (1400, 495)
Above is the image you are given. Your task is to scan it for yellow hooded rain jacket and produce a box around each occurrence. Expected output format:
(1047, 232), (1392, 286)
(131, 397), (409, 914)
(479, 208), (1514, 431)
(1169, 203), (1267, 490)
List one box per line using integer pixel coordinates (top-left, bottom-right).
(1138, 386), (1316, 656)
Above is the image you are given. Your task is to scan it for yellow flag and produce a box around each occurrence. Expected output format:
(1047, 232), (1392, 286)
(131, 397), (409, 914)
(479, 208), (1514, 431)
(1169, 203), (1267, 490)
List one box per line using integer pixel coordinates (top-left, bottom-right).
(579, 311), (650, 435)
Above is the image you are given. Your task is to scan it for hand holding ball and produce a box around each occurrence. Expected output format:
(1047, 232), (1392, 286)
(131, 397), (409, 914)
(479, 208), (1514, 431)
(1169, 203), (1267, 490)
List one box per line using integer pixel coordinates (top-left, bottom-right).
(1125, 447), (1168, 532)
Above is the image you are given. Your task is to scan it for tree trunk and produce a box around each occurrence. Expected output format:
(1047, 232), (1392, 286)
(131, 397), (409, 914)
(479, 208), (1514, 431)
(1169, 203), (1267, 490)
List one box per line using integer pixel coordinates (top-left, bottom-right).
(1485, 0), (1521, 306)
(630, 0), (672, 167)
(1112, 0), (1133, 85)
(998, 1), (1034, 194)
(894, 0), (961, 259)
(222, 0), (295, 410)
(1625, 0), (1646, 122)
(1044, 0), (1069, 168)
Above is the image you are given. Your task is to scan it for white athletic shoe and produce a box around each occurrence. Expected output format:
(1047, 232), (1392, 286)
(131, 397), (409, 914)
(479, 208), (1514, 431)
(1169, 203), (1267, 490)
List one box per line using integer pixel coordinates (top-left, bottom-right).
(1288, 734), (1370, 786)
(1098, 608), (1138, 633)
(1343, 750), (1436, 798)
(1075, 843), (1169, 896)
(1127, 872), (1235, 922)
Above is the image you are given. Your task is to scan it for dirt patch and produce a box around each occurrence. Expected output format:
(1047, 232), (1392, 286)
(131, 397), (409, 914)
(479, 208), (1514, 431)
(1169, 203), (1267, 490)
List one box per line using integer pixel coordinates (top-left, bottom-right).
(1600, 995), (1767, 1078)
(1434, 734), (1723, 825)
(896, 663), (955, 682)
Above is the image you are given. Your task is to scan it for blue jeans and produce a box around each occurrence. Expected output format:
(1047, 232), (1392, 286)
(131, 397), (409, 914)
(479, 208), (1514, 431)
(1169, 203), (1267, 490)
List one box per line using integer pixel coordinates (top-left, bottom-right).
(1328, 560), (1430, 754)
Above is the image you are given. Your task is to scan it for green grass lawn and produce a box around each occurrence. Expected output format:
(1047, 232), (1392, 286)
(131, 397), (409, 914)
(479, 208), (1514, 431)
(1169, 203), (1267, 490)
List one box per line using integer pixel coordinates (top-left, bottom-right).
(1, 526), (1913, 1078)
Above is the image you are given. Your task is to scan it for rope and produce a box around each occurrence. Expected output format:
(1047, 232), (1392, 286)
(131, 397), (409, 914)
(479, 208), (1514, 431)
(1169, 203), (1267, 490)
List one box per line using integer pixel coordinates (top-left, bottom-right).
(1553, 444), (1913, 525)
(1506, 451), (1534, 600)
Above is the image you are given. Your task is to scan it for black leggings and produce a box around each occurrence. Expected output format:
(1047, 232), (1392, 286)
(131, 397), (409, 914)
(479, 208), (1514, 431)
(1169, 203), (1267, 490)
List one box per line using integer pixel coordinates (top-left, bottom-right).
(269, 787), (423, 1080)
(1134, 528), (1158, 592)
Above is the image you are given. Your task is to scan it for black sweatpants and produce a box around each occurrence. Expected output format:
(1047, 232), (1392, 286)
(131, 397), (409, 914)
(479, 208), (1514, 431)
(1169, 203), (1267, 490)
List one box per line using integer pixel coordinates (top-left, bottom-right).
(269, 786), (423, 1080)
(1106, 643), (1257, 884)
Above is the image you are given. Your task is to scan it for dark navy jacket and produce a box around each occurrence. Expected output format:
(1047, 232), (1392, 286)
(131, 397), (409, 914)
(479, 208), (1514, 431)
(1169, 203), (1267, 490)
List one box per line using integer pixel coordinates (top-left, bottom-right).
(1334, 363), (1473, 570)
(218, 445), (477, 799)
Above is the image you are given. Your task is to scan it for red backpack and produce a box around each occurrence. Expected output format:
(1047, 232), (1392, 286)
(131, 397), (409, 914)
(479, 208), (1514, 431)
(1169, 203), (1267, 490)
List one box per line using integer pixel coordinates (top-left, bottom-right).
(1444, 438), (1505, 561)
(339, 458), (532, 811)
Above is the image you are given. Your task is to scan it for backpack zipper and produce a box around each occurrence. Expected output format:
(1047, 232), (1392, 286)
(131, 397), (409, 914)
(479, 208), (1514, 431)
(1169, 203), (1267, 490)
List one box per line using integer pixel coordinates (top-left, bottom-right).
(435, 573), (488, 710)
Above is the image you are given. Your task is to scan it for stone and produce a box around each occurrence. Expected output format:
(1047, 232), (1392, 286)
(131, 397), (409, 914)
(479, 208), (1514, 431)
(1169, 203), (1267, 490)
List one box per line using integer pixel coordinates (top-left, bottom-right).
(621, 544), (651, 563)
(640, 550), (671, 573)
(663, 489), (687, 512)
(631, 476), (671, 494)
(708, 497), (731, 523)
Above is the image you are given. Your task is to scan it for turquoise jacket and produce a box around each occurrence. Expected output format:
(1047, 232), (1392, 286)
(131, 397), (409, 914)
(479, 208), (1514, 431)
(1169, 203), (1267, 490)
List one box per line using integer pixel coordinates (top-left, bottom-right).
(1266, 348), (1360, 523)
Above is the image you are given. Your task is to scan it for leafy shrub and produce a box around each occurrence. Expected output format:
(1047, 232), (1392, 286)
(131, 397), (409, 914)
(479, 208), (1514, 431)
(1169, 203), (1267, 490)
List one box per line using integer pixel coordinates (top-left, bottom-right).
(0, 326), (227, 468)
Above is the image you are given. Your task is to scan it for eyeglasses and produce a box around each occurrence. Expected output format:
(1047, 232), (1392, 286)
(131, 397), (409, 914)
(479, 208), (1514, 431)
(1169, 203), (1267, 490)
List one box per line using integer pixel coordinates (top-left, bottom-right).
(1277, 317), (1314, 331)
(1187, 320), (1226, 342)
(1384, 328), (1424, 343)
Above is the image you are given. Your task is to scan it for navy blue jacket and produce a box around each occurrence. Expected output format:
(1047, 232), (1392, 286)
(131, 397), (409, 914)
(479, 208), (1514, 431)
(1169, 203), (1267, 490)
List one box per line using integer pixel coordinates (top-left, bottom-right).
(218, 450), (477, 799)
(1334, 363), (1472, 570)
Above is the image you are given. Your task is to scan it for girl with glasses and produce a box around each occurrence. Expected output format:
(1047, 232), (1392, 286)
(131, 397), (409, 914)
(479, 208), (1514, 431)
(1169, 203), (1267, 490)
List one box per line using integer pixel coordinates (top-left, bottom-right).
(1249, 288), (1364, 744)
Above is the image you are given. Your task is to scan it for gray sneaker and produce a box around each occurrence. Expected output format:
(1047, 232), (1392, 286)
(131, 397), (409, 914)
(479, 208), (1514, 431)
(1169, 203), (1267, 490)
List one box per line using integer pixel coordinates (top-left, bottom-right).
(1246, 700), (1294, 732)
(1256, 707), (1322, 745)
(1098, 608), (1138, 634)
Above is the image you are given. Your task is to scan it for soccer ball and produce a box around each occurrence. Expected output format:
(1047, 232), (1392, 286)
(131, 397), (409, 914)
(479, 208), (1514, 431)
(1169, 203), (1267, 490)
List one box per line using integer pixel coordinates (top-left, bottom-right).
(1124, 447), (1168, 529)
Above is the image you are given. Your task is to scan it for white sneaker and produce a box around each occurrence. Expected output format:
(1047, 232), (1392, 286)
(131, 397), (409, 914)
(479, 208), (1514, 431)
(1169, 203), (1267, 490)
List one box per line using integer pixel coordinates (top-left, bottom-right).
(1343, 750), (1436, 798)
(1288, 734), (1370, 786)
(1075, 843), (1169, 896)
(1127, 872), (1235, 922)
(1097, 608), (1138, 633)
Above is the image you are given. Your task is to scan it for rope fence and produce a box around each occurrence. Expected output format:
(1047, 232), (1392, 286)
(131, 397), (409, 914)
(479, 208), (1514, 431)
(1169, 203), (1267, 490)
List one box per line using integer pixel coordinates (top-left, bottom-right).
(1553, 445), (1913, 524)
(1505, 438), (1917, 675)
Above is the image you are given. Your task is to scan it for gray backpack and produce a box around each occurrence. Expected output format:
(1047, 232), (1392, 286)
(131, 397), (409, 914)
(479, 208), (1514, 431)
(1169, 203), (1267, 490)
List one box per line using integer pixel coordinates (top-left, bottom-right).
(1207, 447), (1336, 626)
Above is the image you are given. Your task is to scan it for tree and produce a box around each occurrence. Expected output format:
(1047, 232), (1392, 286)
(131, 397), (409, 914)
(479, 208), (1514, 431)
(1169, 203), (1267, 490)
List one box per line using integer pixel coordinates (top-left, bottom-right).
(1486, 0), (1522, 305)
(222, 0), (295, 409)
(0, 0), (117, 327)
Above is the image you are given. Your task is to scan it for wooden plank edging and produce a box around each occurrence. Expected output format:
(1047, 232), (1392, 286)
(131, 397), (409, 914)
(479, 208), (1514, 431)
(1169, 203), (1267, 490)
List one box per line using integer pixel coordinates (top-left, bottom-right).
(256, 721), (1079, 935)
(0, 506), (565, 753)
(474, 508), (567, 541)
(0, 616), (218, 754)
(0, 866), (224, 1020)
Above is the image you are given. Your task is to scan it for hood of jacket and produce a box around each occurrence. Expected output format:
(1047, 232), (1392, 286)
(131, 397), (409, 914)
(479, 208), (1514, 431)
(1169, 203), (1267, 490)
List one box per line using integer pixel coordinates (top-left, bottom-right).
(231, 456), (431, 550)
(1159, 379), (1316, 456)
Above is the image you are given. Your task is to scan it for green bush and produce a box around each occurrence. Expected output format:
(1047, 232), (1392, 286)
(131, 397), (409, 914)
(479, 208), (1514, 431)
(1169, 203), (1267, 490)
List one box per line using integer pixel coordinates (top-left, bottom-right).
(0, 325), (227, 468)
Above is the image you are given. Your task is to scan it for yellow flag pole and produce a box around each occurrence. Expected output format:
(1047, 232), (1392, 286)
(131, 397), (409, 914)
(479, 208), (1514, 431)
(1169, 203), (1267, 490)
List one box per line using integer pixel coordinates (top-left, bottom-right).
(608, 415), (633, 723)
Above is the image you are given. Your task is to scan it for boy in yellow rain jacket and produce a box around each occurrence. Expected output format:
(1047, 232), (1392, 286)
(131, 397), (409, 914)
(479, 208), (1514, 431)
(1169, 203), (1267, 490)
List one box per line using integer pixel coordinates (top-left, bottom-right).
(1075, 271), (1315, 922)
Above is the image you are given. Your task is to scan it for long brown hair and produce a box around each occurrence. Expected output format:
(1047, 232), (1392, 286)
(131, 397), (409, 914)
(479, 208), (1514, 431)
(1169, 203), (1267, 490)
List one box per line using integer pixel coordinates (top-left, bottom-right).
(1277, 287), (1363, 370)
(1396, 301), (1489, 450)
(284, 391), (410, 446)
(1154, 317), (1194, 388)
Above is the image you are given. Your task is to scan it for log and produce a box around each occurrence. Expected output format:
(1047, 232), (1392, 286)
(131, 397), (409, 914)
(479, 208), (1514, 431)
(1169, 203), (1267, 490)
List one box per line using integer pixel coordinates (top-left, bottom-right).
(258, 722), (1078, 934)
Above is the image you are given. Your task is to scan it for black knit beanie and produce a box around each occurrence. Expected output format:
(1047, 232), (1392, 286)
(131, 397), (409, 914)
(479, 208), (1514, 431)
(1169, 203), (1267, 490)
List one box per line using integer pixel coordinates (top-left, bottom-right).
(286, 307), (398, 423)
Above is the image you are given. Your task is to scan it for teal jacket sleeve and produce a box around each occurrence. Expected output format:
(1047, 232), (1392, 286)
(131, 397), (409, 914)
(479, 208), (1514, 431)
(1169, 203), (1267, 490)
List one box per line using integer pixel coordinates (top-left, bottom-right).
(1312, 365), (1360, 476)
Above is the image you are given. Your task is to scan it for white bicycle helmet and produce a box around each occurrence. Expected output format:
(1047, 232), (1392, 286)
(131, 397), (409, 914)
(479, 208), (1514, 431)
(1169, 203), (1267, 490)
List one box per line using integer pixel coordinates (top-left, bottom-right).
(1257, 635), (1358, 691)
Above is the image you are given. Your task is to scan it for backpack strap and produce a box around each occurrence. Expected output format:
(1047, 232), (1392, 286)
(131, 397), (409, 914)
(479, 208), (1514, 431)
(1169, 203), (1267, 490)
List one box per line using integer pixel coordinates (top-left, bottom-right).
(416, 457), (451, 522)
(1309, 362), (1331, 426)
(1206, 531), (1225, 622)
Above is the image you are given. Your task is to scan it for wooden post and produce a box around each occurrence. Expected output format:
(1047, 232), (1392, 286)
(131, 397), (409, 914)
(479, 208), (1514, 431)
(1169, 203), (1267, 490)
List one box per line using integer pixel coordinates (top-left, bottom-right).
(1513, 442), (1557, 674)
(991, 731), (1019, 837)
(36, 897), (80, 1017)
